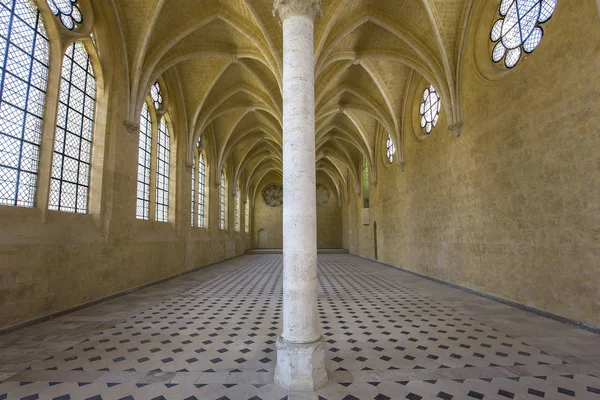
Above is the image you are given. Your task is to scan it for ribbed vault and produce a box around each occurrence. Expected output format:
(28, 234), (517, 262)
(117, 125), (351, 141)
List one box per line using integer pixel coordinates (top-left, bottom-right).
(112, 0), (472, 203)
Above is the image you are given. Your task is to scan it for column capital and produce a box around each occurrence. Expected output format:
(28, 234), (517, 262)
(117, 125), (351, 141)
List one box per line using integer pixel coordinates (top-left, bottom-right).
(273, 0), (322, 22)
(448, 122), (463, 137)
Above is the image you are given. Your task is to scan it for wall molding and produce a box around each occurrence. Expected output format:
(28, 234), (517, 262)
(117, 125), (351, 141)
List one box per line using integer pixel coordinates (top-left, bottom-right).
(351, 253), (600, 336)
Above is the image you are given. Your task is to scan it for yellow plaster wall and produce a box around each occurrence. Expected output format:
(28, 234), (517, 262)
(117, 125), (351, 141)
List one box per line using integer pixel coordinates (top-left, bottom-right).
(343, 1), (600, 327)
(252, 181), (343, 249)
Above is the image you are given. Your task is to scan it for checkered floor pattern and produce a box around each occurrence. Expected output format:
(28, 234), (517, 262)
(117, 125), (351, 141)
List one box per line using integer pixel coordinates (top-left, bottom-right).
(1, 255), (599, 399)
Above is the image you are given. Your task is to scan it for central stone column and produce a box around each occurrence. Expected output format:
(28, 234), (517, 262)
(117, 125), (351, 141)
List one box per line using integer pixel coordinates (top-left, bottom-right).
(273, 0), (327, 392)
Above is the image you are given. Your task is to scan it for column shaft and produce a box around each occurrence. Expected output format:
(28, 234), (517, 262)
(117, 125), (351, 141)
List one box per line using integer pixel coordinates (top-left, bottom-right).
(282, 13), (319, 344)
(274, 0), (327, 391)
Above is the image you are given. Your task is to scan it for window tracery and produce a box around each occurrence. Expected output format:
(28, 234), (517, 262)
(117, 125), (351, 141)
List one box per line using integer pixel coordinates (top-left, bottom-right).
(419, 85), (441, 135)
(235, 185), (240, 232)
(155, 117), (170, 222)
(49, 41), (95, 213)
(0, 0), (49, 207)
(386, 135), (395, 164)
(46, 0), (82, 30)
(150, 82), (163, 110)
(245, 197), (249, 233)
(491, 0), (557, 68)
(220, 171), (226, 229)
(198, 152), (206, 228)
(191, 155), (195, 226)
(136, 102), (151, 219)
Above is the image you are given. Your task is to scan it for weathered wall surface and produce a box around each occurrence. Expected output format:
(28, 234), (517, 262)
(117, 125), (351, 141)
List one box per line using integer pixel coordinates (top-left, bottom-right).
(343, 1), (600, 327)
(252, 180), (342, 249)
(252, 181), (284, 248)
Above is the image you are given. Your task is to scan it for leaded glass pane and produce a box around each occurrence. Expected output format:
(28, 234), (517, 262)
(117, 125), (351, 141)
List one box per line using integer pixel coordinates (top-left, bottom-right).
(49, 41), (95, 213)
(191, 155), (195, 226)
(136, 102), (151, 220)
(245, 197), (249, 233)
(490, 0), (557, 68)
(198, 153), (205, 228)
(46, 0), (82, 30)
(155, 117), (169, 222)
(386, 134), (395, 164)
(235, 185), (240, 232)
(419, 85), (440, 135)
(0, 0), (48, 207)
(150, 81), (162, 110)
(220, 171), (226, 230)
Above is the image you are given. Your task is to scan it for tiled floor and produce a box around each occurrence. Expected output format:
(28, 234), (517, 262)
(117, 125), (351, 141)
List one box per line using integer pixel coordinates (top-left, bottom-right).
(1, 254), (600, 400)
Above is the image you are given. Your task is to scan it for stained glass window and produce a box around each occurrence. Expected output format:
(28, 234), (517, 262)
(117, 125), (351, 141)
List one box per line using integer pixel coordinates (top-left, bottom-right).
(136, 102), (151, 219)
(46, 0), (82, 30)
(245, 196), (249, 233)
(49, 41), (95, 213)
(198, 153), (205, 228)
(386, 134), (395, 164)
(419, 85), (440, 134)
(362, 157), (369, 209)
(150, 81), (162, 110)
(155, 117), (169, 222)
(0, 0), (49, 208)
(191, 155), (195, 226)
(235, 185), (240, 232)
(491, 0), (557, 68)
(220, 171), (226, 230)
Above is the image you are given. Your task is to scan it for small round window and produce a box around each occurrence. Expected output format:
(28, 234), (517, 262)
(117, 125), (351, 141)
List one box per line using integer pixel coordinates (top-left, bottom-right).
(491, 0), (557, 68)
(150, 82), (163, 110)
(419, 85), (441, 134)
(46, 0), (82, 30)
(386, 135), (395, 164)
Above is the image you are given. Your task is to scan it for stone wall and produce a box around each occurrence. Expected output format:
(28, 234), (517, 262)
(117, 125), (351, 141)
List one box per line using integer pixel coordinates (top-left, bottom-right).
(253, 180), (342, 249)
(343, 1), (600, 327)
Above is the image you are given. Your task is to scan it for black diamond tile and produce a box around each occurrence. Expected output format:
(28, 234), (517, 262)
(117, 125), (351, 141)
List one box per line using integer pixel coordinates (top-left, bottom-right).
(375, 395), (391, 400)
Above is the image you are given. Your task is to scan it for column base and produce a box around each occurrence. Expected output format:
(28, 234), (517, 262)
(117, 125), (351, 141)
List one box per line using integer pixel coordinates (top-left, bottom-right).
(274, 335), (328, 391)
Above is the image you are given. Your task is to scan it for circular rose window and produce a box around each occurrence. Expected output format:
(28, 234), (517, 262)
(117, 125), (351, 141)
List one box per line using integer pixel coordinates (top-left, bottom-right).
(316, 185), (330, 207)
(419, 85), (441, 134)
(491, 0), (557, 68)
(262, 184), (283, 207)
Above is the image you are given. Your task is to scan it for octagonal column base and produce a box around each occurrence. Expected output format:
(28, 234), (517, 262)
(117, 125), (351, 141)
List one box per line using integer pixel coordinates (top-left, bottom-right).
(274, 336), (328, 391)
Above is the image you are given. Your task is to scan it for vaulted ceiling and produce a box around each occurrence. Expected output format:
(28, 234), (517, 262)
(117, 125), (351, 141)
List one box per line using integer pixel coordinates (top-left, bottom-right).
(112, 0), (472, 202)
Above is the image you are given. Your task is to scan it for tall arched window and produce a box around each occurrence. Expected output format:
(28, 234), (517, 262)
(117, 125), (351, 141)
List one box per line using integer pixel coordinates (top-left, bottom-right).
(136, 102), (152, 219)
(136, 81), (175, 222)
(190, 155), (195, 226)
(362, 157), (369, 209)
(220, 171), (226, 230)
(245, 197), (249, 233)
(155, 117), (170, 222)
(235, 184), (240, 232)
(198, 153), (206, 228)
(0, 0), (49, 208)
(50, 41), (96, 213)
